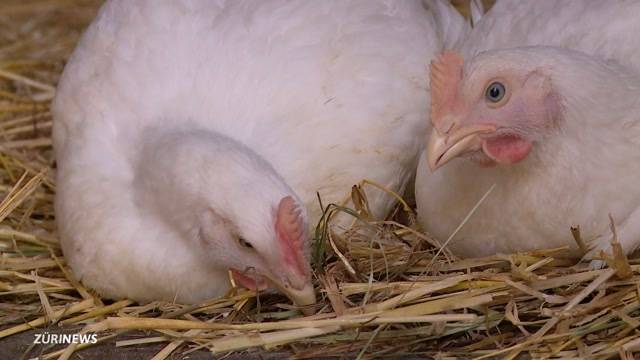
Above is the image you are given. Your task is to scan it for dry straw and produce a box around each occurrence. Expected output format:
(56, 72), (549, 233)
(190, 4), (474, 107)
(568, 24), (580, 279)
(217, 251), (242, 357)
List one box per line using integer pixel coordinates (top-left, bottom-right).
(0, 1), (639, 359)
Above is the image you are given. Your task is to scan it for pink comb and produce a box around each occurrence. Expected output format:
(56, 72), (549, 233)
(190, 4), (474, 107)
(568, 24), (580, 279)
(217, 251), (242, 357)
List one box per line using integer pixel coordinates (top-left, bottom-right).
(430, 51), (464, 123)
(275, 196), (307, 276)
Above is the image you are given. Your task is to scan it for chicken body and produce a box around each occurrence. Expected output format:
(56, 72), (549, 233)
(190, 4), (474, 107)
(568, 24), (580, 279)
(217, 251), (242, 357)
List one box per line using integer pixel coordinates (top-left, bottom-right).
(53, 0), (465, 304)
(416, 1), (640, 260)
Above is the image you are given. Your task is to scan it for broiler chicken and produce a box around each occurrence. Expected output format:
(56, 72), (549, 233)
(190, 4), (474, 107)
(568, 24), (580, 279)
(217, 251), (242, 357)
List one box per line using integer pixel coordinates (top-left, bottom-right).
(53, 0), (466, 308)
(416, 1), (640, 265)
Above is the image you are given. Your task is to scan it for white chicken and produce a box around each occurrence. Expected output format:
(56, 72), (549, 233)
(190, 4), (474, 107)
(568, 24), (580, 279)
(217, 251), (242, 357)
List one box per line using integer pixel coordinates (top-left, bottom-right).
(416, 0), (640, 264)
(53, 0), (466, 307)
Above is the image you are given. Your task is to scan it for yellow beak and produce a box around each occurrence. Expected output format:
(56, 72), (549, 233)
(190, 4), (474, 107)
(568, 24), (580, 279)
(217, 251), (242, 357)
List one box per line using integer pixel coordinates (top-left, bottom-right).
(267, 275), (316, 316)
(427, 124), (496, 171)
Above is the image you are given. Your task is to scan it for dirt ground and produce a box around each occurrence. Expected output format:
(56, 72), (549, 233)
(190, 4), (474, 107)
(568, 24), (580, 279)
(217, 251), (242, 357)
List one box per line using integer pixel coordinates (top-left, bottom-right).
(0, 325), (296, 359)
(0, 326), (440, 359)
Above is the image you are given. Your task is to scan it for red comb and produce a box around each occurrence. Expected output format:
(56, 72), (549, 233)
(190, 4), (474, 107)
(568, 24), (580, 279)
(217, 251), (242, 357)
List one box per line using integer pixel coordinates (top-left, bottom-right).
(275, 196), (307, 276)
(430, 51), (464, 122)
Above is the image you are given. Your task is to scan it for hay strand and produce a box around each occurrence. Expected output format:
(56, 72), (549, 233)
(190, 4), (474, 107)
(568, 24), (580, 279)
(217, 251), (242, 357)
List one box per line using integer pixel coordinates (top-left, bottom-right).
(1, 1), (639, 358)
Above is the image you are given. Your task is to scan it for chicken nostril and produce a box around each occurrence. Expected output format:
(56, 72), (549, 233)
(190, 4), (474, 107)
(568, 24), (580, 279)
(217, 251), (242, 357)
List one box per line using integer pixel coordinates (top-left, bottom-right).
(444, 122), (456, 135)
(280, 278), (292, 289)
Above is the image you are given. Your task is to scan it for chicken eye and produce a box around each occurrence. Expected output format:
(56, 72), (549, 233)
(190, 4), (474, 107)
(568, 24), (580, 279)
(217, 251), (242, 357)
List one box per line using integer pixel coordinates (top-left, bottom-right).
(485, 81), (506, 103)
(238, 237), (254, 249)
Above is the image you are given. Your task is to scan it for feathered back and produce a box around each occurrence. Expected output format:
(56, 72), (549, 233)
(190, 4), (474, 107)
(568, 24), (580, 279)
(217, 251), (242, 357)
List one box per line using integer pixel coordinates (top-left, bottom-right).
(423, 0), (470, 49)
(53, 0), (465, 223)
(461, 0), (640, 72)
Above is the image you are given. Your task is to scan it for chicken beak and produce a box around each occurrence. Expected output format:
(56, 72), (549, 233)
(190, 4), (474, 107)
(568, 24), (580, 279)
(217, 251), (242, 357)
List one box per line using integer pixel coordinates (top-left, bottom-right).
(230, 269), (315, 314)
(427, 124), (496, 171)
(267, 275), (316, 316)
(281, 282), (316, 316)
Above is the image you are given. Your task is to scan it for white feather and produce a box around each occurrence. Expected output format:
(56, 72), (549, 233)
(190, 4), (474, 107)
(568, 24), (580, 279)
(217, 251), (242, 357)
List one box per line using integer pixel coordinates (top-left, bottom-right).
(53, 0), (463, 303)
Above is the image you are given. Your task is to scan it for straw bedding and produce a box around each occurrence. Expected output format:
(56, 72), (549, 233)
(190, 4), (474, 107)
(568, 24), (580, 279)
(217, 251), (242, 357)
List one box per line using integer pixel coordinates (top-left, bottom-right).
(0, 1), (639, 359)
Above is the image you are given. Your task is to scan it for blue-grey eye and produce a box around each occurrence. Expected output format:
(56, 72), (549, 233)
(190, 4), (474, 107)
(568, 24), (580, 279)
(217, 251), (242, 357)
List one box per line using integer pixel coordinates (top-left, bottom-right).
(485, 81), (506, 103)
